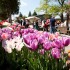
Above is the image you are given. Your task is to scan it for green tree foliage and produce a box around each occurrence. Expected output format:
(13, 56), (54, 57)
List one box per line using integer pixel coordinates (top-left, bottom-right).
(28, 11), (31, 17)
(49, 0), (70, 28)
(55, 0), (70, 22)
(36, 0), (70, 22)
(0, 0), (20, 20)
(47, 6), (60, 14)
(56, 0), (65, 22)
(36, 0), (70, 14)
(36, 0), (49, 13)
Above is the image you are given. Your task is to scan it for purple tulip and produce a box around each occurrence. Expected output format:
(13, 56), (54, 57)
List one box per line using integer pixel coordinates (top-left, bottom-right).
(37, 35), (45, 44)
(51, 48), (61, 59)
(43, 41), (52, 50)
(23, 34), (31, 45)
(43, 32), (49, 37)
(37, 32), (49, 44)
(52, 39), (64, 49)
(20, 29), (24, 34)
(62, 37), (70, 46)
(21, 28), (38, 35)
(12, 31), (20, 38)
(1, 27), (13, 39)
(23, 39), (38, 51)
(23, 33), (38, 51)
(2, 28), (12, 34)
(28, 28), (38, 33)
(30, 39), (38, 51)
(0, 29), (2, 41)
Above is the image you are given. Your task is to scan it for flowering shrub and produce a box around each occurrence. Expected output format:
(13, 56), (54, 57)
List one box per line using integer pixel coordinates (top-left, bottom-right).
(0, 26), (70, 70)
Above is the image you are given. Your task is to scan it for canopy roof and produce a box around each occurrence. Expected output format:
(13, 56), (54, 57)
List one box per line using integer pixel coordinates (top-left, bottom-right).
(55, 15), (61, 19)
(25, 16), (40, 22)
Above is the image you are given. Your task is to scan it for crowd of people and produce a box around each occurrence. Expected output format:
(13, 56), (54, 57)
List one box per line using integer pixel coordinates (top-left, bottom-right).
(16, 17), (40, 30)
(16, 15), (70, 34)
(17, 18), (29, 28)
(16, 16), (58, 33)
(40, 16), (59, 33)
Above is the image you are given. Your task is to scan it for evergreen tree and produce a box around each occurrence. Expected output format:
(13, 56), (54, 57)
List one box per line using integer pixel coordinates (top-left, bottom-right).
(28, 11), (31, 17)
(19, 12), (23, 17)
(33, 11), (37, 16)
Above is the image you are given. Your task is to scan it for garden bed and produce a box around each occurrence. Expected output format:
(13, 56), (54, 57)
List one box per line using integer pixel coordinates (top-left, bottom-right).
(0, 23), (70, 70)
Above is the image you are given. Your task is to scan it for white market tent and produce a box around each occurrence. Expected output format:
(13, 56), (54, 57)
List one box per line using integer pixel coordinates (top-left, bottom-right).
(25, 16), (40, 23)
(55, 15), (61, 19)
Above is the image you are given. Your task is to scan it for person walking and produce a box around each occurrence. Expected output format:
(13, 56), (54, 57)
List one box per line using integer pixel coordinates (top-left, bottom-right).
(50, 16), (56, 33)
(35, 20), (39, 30)
(33, 20), (39, 30)
(22, 18), (26, 28)
(26, 19), (29, 28)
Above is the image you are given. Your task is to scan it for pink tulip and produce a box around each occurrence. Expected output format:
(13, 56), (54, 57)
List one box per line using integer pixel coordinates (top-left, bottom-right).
(55, 32), (60, 38)
(49, 33), (55, 40)
(1, 33), (8, 40)
(12, 23), (17, 26)
(38, 49), (45, 55)
(43, 32), (49, 37)
(18, 24), (21, 27)
(38, 31), (43, 34)
(16, 27), (20, 31)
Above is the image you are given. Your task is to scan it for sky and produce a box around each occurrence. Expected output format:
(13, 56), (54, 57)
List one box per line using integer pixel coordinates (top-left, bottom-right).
(12, 0), (69, 19)
(19, 0), (59, 16)
(19, 0), (41, 16)
(12, 0), (59, 19)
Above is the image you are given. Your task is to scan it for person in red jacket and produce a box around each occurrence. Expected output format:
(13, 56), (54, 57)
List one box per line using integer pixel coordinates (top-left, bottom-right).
(43, 19), (50, 31)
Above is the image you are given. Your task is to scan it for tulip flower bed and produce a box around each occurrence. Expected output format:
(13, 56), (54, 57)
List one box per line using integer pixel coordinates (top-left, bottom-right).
(0, 24), (70, 70)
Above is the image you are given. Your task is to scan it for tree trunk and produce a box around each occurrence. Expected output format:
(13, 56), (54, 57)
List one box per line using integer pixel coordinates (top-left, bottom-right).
(7, 12), (12, 24)
(66, 12), (69, 31)
(60, 13), (64, 22)
(8, 12), (12, 25)
(6, 13), (12, 24)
